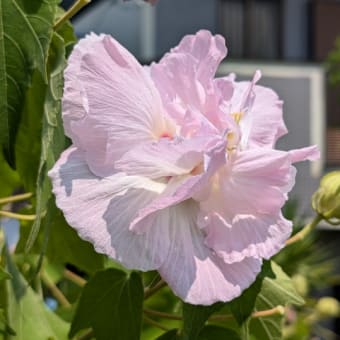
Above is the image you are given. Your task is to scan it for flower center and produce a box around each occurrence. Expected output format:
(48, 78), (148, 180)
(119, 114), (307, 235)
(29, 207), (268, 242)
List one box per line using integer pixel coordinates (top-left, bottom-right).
(226, 111), (244, 155)
(159, 132), (174, 139)
(231, 111), (243, 124)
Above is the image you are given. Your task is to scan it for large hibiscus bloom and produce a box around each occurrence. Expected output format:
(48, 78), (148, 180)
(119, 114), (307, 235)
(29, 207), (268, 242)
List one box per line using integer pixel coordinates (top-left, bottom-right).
(49, 30), (319, 305)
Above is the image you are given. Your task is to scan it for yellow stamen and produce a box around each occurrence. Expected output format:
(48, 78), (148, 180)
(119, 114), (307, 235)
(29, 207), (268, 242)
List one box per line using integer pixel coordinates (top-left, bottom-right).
(231, 112), (243, 124)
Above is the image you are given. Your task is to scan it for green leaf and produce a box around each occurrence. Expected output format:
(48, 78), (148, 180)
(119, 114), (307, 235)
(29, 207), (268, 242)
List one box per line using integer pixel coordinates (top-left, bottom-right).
(156, 329), (179, 340)
(15, 69), (45, 193)
(70, 269), (144, 340)
(0, 249), (69, 339)
(0, 266), (11, 281)
(0, 0), (57, 167)
(229, 261), (272, 325)
(182, 302), (223, 340)
(54, 7), (77, 57)
(249, 262), (304, 340)
(198, 325), (241, 340)
(15, 201), (104, 275)
(0, 152), (20, 198)
(26, 31), (68, 251)
(0, 308), (16, 336)
(46, 206), (104, 274)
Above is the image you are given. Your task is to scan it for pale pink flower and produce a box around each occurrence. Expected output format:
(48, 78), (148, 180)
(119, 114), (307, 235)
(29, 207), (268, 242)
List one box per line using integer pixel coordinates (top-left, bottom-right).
(49, 30), (319, 305)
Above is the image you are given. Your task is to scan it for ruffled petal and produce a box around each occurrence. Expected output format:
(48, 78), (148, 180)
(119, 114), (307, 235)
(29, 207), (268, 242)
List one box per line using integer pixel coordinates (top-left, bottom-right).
(202, 148), (293, 218)
(289, 145), (320, 163)
(157, 201), (262, 305)
(48, 147), (171, 271)
(203, 212), (292, 264)
(150, 30), (228, 131)
(115, 136), (209, 179)
(171, 29), (227, 85)
(129, 138), (227, 232)
(229, 72), (288, 148)
(63, 33), (175, 177)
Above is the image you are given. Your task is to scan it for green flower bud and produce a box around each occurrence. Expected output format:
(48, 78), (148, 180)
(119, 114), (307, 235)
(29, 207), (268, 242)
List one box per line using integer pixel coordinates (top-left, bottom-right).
(312, 171), (340, 224)
(315, 297), (340, 318)
(291, 274), (309, 297)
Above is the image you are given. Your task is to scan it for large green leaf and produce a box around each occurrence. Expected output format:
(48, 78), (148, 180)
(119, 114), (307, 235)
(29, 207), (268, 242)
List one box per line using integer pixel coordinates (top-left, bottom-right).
(0, 152), (20, 198)
(181, 302), (223, 340)
(46, 207), (104, 274)
(70, 269), (144, 340)
(249, 262), (304, 340)
(156, 329), (180, 340)
(15, 202), (104, 275)
(15, 69), (45, 193)
(26, 31), (69, 251)
(229, 261), (272, 325)
(0, 249), (69, 339)
(198, 325), (241, 340)
(0, 0), (57, 167)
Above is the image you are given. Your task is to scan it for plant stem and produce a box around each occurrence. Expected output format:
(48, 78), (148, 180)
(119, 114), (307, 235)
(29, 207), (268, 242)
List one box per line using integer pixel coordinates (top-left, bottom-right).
(54, 0), (91, 30)
(143, 308), (182, 321)
(0, 192), (32, 206)
(64, 269), (87, 287)
(285, 214), (323, 246)
(144, 279), (167, 299)
(142, 305), (285, 323)
(41, 272), (71, 308)
(252, 305), (285, 318)
(77, 329), (95, 340)
(0, 210), (36, 221)
(143, 315), (170, 331)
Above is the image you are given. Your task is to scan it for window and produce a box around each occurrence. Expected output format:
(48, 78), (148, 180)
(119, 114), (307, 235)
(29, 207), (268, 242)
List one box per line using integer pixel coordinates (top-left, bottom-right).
(219, 0), (282, 59)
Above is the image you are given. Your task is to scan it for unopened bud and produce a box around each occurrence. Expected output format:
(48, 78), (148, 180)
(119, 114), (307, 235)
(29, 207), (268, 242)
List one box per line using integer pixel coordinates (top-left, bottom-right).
(292, 274), (309, 297)
(315, 297), (340, 318)
(312, 171), (340, 224)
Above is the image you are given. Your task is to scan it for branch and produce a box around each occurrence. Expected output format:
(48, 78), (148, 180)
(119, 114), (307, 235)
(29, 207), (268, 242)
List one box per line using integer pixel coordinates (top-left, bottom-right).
(41, 272), (71, 308)
(54, 0), (91, 30)
(144, 279), (167, 299)
(0, 210), (36, 221)
(0, 192), (32, 205)
(142, 305), (285, 323)
(143, 308), (182, 321)
(64, 269), (87, 288)
(285, 214), (323, 246)
(143, 315), (170, 331)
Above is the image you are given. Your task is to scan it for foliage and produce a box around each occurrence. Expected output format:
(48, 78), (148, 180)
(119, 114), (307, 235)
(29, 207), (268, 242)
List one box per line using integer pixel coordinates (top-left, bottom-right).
(0, 1), (338, 340)
(327, 37), (340, 86)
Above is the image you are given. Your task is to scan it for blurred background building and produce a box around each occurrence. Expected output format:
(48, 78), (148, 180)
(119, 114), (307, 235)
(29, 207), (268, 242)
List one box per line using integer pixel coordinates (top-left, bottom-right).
(60, 0), (340, 210)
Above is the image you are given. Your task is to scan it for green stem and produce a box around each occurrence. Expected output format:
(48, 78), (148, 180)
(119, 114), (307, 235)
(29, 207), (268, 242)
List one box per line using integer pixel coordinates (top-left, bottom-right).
(76, 329), (94, 340)
(41, 272), (71, 308)
(64, 269), (87, 287)
(0, 210), (36, 221)
(142, 305), (285, 323)
(144, 279), (167, 300)
(143, 315), (170, 331)
(0, 192), (32, 206)
(54, 0), (91, 30)
(285, 214), (323, 246)
(143, 308), (182, 321)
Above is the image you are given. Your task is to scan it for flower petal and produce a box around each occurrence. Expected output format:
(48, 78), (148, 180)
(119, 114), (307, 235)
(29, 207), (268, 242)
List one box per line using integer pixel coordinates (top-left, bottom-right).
(48, 147), (171, 271)
(171, 30), (227, 86)
(203, 212), (292, 264)
(289, 145), (320, 163)
(202, 149), (293, 219)
(115, 136), (209, 179)
(157, 201), (262, 305)
(150, 30), (228, 130)
(230, 72), (288, 148)
(63, 33), (175, 177)
(129, 138), (227, 232)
